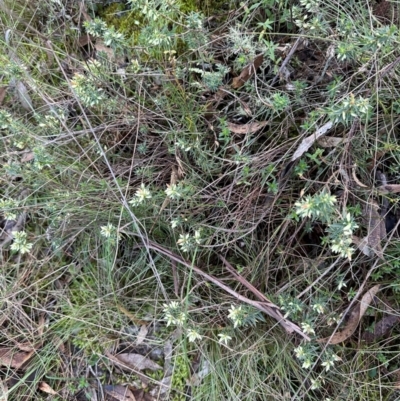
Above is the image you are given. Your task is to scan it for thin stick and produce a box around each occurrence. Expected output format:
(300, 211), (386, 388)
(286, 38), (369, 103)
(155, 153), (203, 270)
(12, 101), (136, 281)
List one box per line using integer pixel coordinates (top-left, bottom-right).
(296, 258), (341, 299)
(270, 37), (303, 86)
(126, 234), (310, 340)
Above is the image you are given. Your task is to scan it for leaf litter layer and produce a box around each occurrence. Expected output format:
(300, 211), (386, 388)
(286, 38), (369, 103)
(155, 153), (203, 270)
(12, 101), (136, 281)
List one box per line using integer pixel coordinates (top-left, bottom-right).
(0, 0), (400, 400)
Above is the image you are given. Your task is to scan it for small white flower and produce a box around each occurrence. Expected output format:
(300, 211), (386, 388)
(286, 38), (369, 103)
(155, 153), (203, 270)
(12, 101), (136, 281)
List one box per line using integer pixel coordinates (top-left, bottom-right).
(165, 183), (183, 200)
(194, 229), (202, 244)
(321, 354), (341, 372)
(10, 231), (33, 254)
(310, 378), (323, 390)
(176, 139), (191, 152)
(100, 223), (121, 241)
(312, 302), (325, 314)
(337, 278), (347, 290)
(177, 233), (192, 252)
(218, 333), (232, 345)
(163, 301), (180, 311)
(134, 183), (152, 202)
(171, 218), (180, 229)
(131, 59), (140, 73)
(163, 302), (187, 327)
(174, 312), (187, 326)
(294, 199), (314, 219)
(294, 346), (306, 359)
(100, 223), (115, 238)
(187, 329), (202, 342)
(327, 313), (342, 326)
(301, 322), (315, 336)
(4, 211), (17, 220)
(321, 359), (334, 371)
(228, 305), (244, 328)
(302, 358), (313, 369)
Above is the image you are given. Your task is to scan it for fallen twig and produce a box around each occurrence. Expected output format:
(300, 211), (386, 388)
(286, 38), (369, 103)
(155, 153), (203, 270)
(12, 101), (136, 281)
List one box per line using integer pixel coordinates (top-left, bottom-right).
(219, 255), (309, 339)
(131, 236), (310, 340)
(270, 36), (303, 86)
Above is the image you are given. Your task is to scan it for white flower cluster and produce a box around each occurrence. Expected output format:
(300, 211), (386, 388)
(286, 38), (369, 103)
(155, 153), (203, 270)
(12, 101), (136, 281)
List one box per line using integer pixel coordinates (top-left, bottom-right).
(163, 301), (233, 346)
(10, 231), (33, 254)
(129, 184), (152, 207)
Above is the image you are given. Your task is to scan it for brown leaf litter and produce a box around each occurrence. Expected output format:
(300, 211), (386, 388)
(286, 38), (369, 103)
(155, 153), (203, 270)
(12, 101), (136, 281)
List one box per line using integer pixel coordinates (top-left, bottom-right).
(318, 285), (381, 344)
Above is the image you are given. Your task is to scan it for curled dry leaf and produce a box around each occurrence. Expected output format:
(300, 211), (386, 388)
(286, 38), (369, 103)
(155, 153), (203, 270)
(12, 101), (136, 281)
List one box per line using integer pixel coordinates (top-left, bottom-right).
(227, 121), (268, 134)
(0, 347), (34, 369)
(114, 353), (162, 372)
(104, 384), (136, 401)
(318, 285), (381, 344)
(232, 54), (264, 89)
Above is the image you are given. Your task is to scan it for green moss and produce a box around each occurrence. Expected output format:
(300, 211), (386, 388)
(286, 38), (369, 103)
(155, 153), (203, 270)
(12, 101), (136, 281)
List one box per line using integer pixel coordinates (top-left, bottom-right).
(178, 0), (198, 13)
(180, 0), (233, 15)
(98, 3), (140, 45)
(171, 354), (190, 400)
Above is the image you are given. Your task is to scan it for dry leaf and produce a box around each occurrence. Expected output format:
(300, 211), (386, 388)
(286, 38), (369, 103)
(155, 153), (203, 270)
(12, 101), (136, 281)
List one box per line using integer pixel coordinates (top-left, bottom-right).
(227, 120), (268, 134)
(291, 122), (333, 161)
(317, 136), (345, 148)
(352, 168), (369, 188)
(135, 325), (148, 346)
(78, 34), (93, 47)
(38, 382), (57, 395)
(189, 360), (210, 386)
(44, 41), (54, 67)
(114, 353), (162, 372)
(232, 54), (264, 89)
(0, 379), (8, 401)
(16, 81), (33, 111)
(364, 201), (385, 259)
(21, 152), (34, 163)
(163, 340), (173, 376)
(377, 184), (400, 194)
(104, 384), (136, 401)
(318, 285), (381, 344)
(131, 389), (156, 401)
(14, 342), (36, 353)
(149, 375), (172, 397)
(352, 235), (371, 257)
(362, 314), (400, 343)
(0, 86), (7, 106)
(104, 351), (147, 384)
(0, 347), (34, 369)
(95, 39), (115, 60)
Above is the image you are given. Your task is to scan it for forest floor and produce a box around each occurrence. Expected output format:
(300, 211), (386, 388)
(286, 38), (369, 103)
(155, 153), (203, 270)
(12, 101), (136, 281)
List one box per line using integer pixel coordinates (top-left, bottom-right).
(0, 0), (400, 400)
